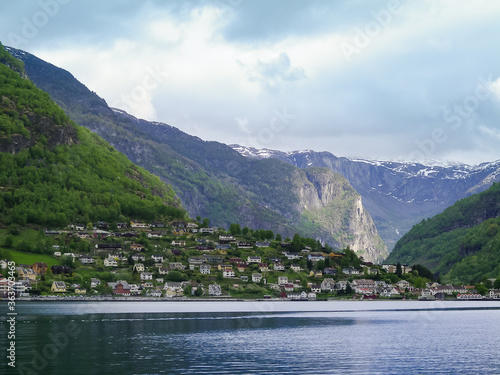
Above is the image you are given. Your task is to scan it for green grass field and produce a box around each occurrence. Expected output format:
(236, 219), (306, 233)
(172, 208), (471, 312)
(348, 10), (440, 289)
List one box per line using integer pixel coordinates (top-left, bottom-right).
(5, 249), (59, 267)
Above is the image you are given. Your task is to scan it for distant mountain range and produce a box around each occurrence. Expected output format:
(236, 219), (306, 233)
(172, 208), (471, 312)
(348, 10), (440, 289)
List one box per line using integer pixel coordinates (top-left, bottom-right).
(231, 145), (500, 250)
(6, 46), (388, 262)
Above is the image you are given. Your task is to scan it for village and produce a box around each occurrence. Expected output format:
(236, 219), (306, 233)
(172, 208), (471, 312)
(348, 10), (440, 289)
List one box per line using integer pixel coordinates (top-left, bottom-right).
(1, 220), (500, 302)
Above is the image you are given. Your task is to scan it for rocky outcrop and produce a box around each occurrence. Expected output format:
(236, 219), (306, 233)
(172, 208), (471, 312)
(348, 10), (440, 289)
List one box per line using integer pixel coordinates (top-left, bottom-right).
(294, 168), (388, 263)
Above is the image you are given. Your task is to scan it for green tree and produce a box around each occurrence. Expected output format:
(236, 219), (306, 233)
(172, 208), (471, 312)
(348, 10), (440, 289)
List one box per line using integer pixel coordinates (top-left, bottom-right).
(475, 284), (489, 296)
(3, 234), (14, 248)
(275, 233), (282, 242)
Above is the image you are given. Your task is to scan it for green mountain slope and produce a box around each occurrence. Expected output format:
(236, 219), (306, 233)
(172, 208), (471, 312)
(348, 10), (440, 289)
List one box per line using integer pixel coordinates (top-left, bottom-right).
(0, 43), (186, 228)
(386, 182), (500, 283)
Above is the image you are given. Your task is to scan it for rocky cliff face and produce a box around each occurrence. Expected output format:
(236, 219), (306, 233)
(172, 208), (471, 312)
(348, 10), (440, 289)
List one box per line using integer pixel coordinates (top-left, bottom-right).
(294, 169), (388, 263)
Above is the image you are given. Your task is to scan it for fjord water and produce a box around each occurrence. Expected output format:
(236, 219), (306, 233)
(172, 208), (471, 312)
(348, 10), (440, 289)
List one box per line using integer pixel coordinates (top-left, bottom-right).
(2, 301), (500, 374)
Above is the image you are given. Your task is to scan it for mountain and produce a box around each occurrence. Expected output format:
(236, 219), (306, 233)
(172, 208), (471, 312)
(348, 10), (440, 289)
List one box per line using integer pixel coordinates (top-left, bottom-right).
(0, 43), (185, 228)
(231, 145), (500, 250)
(386, 182), (500, 284)
(5, 46), (388, 262)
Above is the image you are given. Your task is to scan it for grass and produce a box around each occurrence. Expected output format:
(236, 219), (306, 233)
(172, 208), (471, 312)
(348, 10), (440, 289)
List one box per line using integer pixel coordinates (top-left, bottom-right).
(6, 249), (59, 267)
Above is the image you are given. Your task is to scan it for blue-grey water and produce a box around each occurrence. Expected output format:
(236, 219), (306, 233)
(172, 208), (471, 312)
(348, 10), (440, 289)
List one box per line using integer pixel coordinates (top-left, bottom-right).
(1, 300), (500, 374)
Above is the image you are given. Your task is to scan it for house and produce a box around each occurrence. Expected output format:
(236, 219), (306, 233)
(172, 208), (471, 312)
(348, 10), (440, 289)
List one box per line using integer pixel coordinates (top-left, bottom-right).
(79, 255), (94, 264)
(200, 264), (211, 274)
(91, 278), (101, 288)
(130, 221), (148, 228)
(290, 264), (302, 272)
(117, 222), (128, 229)
(18, 268), (37, 281)
(323, 267), (337, 275)
(142, 282), (154, 289)
(237, 263), (247, 272)
(321, 278), (336, 291)
(308, 292), (317, 300)
(240, 276), (249, 282)
(149, 289), (163, 297)
(283, 284), (295, 292)
(380, 287), (401, 298)
(223, 269), (235, 278)
(0, 278), (11, 297)
(308, 253), (325, 262)
(259, 263), (269, 272)
(132, 254), (146, 262)
(219, 235), (235, 243)
(53, 251), (62, 257)
(104, 258), (118, 267)
(284, 252), (302, 260)
(309, 270), (323, 278)
(208, 284), (222, 296)
(278, 276), (289, 285)
(95, 243), (122, 252)
(396, 280), (411, 289)
(342, 267), (360, 275)
(151, 254), (164, 263)
(108, 281), (131, 295)
(255, 241), (270, 248)
(273, 263), (285, 271)
(164, 282), (184, 297)
(147, 232), (163, 238)
(75, 288), (86, 295)
(200, 227), (218, 234)
(310, 285), (322, 293)
(150, 222), (165, 228)
(171, 240), (186, 247)
(218, 264), (233, 271)
(247, 256), (261, 264)
(169, 262), (185, 271)
(238, 242), (253, 249)
(130, 243), (145, 251)
(31, 262), (48, 275)
(229, 258), (242, 263)
(140, 272), (153, 281)
(252, 273), (263, 283)
(133, 263), (145, 273)
(336, 280), (348, 290)
(129, 284), (141, 295)
(159, 268), (170, 275)
(51, 281), (67, 293)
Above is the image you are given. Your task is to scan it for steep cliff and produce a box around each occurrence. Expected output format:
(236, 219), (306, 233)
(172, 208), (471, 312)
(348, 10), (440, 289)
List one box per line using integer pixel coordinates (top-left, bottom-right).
(296, 169), (388, 263)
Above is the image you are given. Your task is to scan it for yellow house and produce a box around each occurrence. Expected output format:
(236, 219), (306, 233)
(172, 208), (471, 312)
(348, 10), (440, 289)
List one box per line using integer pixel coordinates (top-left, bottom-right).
(51, 281), (67, 293)
(19, 268), (37, 281)
(75, 288), (86, 295)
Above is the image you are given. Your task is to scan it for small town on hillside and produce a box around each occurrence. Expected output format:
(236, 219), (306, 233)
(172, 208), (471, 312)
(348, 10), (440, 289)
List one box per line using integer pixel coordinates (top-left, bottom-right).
(2, 220), (500, 301)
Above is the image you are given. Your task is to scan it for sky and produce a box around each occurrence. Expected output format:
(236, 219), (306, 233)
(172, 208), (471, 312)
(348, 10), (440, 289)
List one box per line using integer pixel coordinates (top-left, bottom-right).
(1, 0), (500, 165)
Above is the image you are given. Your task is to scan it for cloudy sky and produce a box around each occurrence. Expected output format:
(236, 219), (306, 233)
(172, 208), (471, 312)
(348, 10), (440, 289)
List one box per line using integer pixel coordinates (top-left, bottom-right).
(1, 0), (500, 164)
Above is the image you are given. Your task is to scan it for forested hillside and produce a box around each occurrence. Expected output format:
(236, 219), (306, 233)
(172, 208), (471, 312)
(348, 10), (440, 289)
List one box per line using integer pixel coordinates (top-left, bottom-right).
(387, 182), (500, 283)
(0, 43), (186, 228)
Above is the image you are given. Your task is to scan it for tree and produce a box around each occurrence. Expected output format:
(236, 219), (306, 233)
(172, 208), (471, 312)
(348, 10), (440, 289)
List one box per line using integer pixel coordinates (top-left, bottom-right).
(202, 218), (210, 228)
(3, 234), (14, 248)
(275, 233), (282, 242)
(475, 284), (489, 296)
(396, 263), (403, 278)
(494, 279), (500, 289)
(60, 255), (74, 267)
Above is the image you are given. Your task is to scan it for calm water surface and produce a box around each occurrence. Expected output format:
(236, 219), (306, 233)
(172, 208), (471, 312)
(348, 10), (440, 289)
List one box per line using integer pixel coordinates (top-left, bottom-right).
(1, 300), (500, 374)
